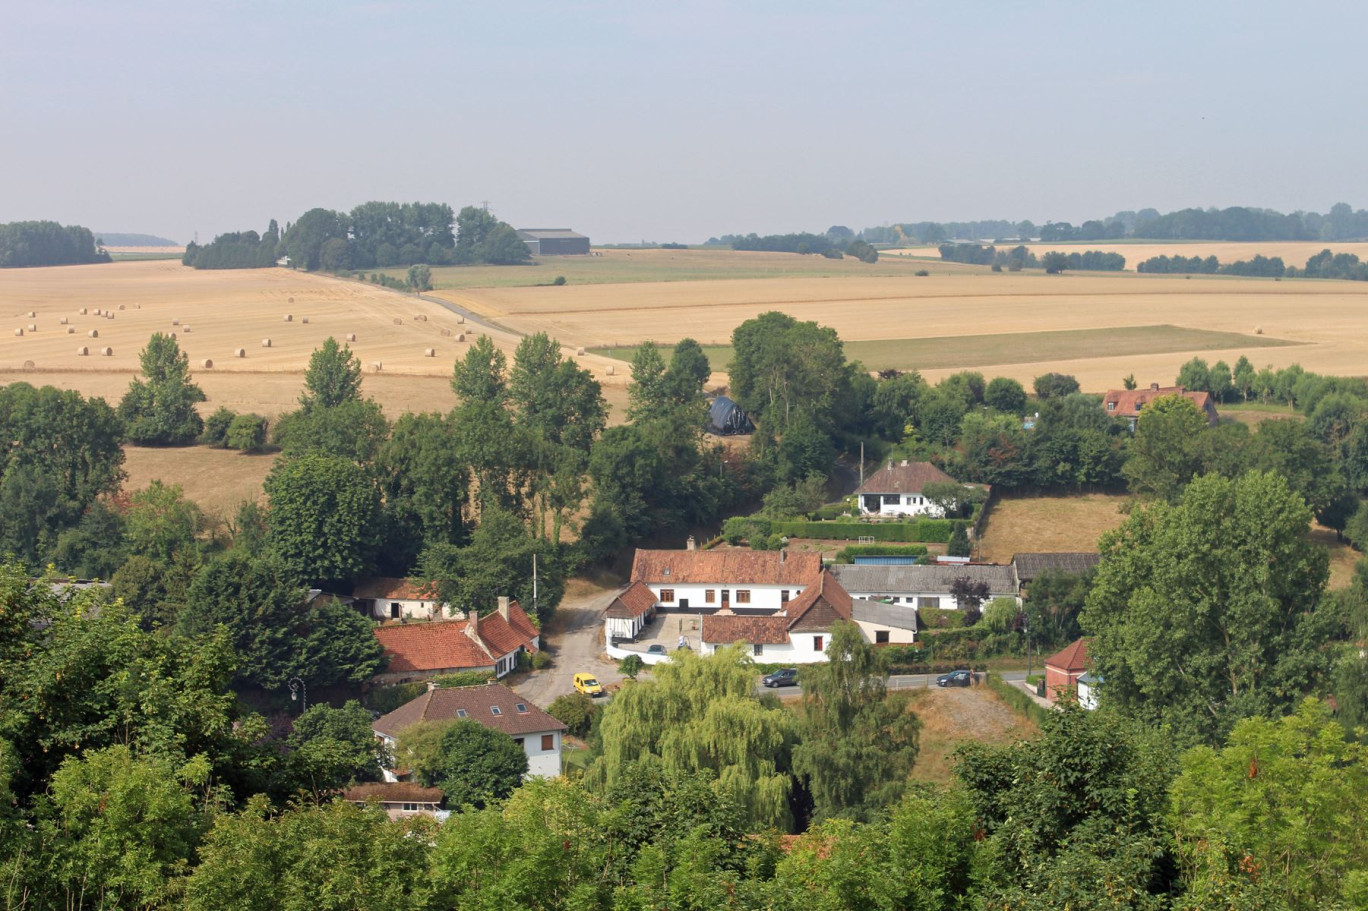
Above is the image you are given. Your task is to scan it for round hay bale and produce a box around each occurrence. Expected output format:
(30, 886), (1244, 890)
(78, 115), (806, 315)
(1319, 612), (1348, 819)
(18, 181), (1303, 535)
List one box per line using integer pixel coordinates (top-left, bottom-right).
(457, 315), (465, 324)
(136, 303), (141, 309)
(59, 317), (68, 325)
(27, 311), (35, 318)
(300, 316), (309, 324)
(93, 308), (102, 316)
(22, 360), (34, 369)
(283, 314), (293, 322)
(169, 333), (177, 340)
(172, 318), (180, 326)
(440, 328), (451, 337)
(201, 359), (214, 368)
(372, 361), (383, 372)
(79, 307), (88, 315)
(457, 332), (466, 342)
(88, 329), (99, 338)
(1254, 326), (1264, 335)
(576, 347), (586, 356)
(345, 333), (356, 342)
(105, 312), (113, 320)
(606, 365), (615, 376)
(13, 328), (22, 337)
(424, 347), (436, 358)
(234, 348), (246, 358)
(261, 338), (272, 348)
(66, 327), (75, 334)
(28, 324), (36, 332)
(101, 347), (113, 357)
(393, 318), (402, 326)
(118, 304), (125, 311)
(288, 296), (294, 303)
(77, 346), (89, 356)
(182, 325), (191, 333)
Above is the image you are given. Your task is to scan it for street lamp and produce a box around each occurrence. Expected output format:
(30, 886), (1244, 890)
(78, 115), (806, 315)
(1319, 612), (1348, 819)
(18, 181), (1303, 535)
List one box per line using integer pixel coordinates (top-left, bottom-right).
(288, 676), (307, 714)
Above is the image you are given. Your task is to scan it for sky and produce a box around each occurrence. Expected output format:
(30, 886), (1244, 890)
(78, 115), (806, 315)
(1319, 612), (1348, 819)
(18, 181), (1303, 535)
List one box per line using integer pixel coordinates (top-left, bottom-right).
(3, 0), (1366, 245)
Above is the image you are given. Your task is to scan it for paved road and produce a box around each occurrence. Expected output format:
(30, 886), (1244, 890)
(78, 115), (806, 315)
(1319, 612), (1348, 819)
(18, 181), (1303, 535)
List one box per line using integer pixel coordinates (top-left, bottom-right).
(757, 668), (1029, 698)
(511, 584), (624, 707)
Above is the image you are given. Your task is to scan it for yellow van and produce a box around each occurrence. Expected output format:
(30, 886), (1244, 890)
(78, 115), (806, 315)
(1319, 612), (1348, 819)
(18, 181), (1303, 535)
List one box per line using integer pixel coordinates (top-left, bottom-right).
(573, 673), (604, 697)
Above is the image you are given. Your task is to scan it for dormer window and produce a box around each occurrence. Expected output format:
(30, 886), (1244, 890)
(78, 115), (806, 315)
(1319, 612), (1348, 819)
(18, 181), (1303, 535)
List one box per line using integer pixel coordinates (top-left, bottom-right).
(1106, 402), (1116, 411)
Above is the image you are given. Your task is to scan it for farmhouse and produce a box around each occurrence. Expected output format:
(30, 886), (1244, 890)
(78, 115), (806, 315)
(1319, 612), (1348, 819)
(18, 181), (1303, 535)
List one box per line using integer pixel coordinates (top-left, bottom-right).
(342, 782), (445, 820)
(1044, 637), (1091, 703)
(629, 547), (823, 614)
(371, 597), (539, 685)
(1101, 383), (1219, 430)
(353, 577), (446, 621)
(854, 460), (962, 518)
(516, 228), (590, 256)
(373, 682), (566, 780)
(829, 562), (1020, 611)
(1010, 552), (1101, 594)
(603, 580), (659, 642)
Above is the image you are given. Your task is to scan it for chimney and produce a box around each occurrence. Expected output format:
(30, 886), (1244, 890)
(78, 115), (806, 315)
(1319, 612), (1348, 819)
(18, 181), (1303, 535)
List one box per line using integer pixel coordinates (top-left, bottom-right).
(466, 609), (480, 637)
(1149, 382), (1160, 391)
(901, 459), (908, 467)
(780, 549), (787, 564)
(426, 679), (438, 692)
(887, 460), (893, 471)
(686, 535), (697, 551)
(497, 596), (510, 621)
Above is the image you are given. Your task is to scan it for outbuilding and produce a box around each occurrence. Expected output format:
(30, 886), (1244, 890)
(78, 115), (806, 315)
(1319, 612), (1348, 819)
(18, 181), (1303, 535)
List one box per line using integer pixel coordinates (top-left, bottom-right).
(517, 228), (590, 255)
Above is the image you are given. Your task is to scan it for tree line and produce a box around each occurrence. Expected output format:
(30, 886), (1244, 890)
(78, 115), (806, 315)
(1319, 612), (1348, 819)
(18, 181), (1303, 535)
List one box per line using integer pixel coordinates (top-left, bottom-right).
(182, 222), (280, 269)
(1138, 248), (1368, 280)
(937, 243), (1125, 272)
(720, 231), (879, 262)
(0, 220), (111, 267)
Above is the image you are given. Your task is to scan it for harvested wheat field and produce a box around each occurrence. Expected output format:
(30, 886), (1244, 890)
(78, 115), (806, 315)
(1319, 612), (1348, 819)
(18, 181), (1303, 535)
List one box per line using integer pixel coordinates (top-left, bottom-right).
(907, 685), (1036, 783)
(885, 241), (1368, 271)
(977, 494), (1130, 563)
(123, 445), (276, 518)
(446, 258), (1368, 392)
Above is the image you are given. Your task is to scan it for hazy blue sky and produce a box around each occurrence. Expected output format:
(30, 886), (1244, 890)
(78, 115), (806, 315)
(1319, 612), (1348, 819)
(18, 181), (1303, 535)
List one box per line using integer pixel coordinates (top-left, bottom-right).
(3, 1), (1365, 244)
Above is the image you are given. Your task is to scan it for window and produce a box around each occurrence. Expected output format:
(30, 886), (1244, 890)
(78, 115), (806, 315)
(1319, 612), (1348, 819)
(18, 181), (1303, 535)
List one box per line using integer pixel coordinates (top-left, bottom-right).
(541, 734), (555, 751)
(705, 589), (715, 603)
(456, 708), (468, 718)
(917, 596), (940, 609)
(882, 494), (900, 506)
(490, 706), (502, 715)
(402, 802), (418, 812)
(515, 703), (528, 713)
(780, 590), (790, 603)
(659, 589), (675, 603)
(876, 630), (890, 644)
(389, 603), (400, 619)
(514, 738), (524, 747)
(1106, 401), (1116, 411)
(753, 643), (763, 656)
(814, 635), (824, 652)
(735, 590), (751, 604)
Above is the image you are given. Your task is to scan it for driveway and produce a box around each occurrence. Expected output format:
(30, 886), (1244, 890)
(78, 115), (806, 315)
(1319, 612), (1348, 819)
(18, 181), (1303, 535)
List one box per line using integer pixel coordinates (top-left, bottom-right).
(512, 580), (626, 707)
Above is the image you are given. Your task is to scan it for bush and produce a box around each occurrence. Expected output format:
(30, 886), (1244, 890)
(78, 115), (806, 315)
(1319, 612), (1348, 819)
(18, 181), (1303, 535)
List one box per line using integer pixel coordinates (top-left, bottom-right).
(552, 275), (566, 286)
(547, 692), (597, 738)
(986, 672), (1051, 726)
(919, 609), (970, 630)
(915, 269), (930, 277)
(770, 518), (963, 543)
(433, 670), (493, 688)
(531, 650), (552, 670)
(811, 503), (849, 520)
(832, 543), (929, 563)
(225, 413), (267, 452)
(202, 406), (237, 447)
(364, 682), (426, 716)
(722, 515), (771, 544)
(619, 653), (644, 679)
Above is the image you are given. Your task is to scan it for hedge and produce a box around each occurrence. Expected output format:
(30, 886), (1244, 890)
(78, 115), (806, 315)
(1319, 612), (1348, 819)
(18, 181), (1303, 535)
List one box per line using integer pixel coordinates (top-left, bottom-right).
(986, 672), (1052, 726)
(833, 543), (929, 563)
(771, 519), (966, 543)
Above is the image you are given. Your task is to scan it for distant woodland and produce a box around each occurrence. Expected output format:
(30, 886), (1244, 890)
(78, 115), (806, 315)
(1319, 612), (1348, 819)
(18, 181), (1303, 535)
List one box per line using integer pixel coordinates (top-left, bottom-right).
(0, 220), (111, 268)
(184, 202), (532, 271)
(96, 231), (179, 247)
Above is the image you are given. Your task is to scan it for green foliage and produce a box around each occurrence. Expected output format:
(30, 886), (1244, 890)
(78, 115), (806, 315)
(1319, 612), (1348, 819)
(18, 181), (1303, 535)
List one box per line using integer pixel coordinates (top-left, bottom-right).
(119, 333), (207, 445)
(264, 453), (381, 583)
(406, 262), (432, 291)
(618, 653), (644, 679)
(984, 375), (1027, 413)
(1123, 393), (1211, 500)
(730, 310), (850, 433)
(1083, 471), (1333, 747)
(0, 220), (110, 267)
(425, 719), (528, 808)
(364, 682), (426, 716)
(1169, 700), (1368, 910)
(183, 225), (278, 269)
(202, 405), (237, 446)
(793, 623), (920, 823)
(547, 692), (598, 738)
(433, 670), (493, 688)
(587, 646), (797, 830)
(1032, 371), (1081, 399)
(946, 523), (970, 557)
(455, 205), (532, 265)
(420, 505), (564, 621)
(124, 479), (208, 563)
(225, 413), (267, 452)
(1024, 566), (1093, 649)
(285, 701), (388, 795)
(984, 671), (1051, 726)
(768, 518), (964, 543)
(299, 337), (363, 412)
(831, 542), (928, 562)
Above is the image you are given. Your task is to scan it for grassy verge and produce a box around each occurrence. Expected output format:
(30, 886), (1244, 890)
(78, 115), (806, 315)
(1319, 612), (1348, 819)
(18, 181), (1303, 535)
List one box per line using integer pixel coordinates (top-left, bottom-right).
(986, 672), (1052, 726)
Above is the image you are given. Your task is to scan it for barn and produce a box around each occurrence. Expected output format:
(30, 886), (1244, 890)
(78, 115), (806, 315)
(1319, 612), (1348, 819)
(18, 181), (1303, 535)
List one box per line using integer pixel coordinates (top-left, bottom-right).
(517, 228), (590, 255)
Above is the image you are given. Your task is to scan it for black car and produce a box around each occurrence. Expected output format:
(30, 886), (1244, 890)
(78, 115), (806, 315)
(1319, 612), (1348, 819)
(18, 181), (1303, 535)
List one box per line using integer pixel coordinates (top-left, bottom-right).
(936, 669), (973, 687)
(762, 668), (799, 688)
(647, 644), (667, 655)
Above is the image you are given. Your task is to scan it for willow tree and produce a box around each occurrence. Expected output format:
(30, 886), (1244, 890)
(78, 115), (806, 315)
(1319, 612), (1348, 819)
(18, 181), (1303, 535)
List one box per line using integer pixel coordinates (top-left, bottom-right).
(587, 646), (796, 830)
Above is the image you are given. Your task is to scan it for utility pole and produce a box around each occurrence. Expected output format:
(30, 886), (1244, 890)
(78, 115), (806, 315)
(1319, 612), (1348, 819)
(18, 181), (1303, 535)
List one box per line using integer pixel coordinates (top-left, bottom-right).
(532, 552), (538, 619)
(859, 441), (864, 487)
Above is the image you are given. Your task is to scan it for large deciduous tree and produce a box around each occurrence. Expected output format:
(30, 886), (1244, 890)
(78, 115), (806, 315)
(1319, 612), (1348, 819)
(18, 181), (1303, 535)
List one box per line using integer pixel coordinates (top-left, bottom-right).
(263, 454), (381, 583)
(1123, 393), (1211, 501)
(1082, 470), (1334, 746)
(729, 311), (849, 433)
(299, 337), (363, 411)
(119, 333), (206, 445)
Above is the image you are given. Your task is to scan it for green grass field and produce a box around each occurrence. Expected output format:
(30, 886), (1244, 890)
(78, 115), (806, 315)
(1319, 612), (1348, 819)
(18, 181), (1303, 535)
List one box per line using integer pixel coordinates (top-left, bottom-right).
(369, 249), (974, 291)
(592, 324), (1297, 373)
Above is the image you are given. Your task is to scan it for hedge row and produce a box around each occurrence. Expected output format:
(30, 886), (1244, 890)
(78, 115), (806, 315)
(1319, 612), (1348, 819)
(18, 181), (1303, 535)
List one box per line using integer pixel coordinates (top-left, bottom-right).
(833, 543), (929, 563)
(986, 672), (1053, 726)
(771, 519), (966, 543)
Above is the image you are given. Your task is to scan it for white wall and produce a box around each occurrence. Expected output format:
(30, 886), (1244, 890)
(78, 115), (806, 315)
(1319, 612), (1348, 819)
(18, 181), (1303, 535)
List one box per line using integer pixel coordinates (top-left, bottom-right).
(645, 582), (807, 613)
(699, 633), (832, 664)
(842, 589), (1020, 610)
(372, 597), (445, 621)
(858, 494), (946, 518)
(606, 615), (647, 641)
(518, 730), (562, 778)
(853, 619), (917, 645)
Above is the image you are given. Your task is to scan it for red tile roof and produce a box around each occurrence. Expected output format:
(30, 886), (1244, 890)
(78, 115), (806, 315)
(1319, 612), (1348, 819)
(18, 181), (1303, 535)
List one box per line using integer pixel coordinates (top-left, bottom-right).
(354, 577), (439, 601)
(373, 682), (566, 739)
(1044, 637), (1090, 673)
(604, 580), (657, 619)
(373, 606), (538, 674)
(342, 782), (443, 804)
(702, 614), (792, 645)
(1100, 385), (1219, 426)
(631, 549), (822, 586)
(785, 570), (853, 632)
(854, 460), (957, 497)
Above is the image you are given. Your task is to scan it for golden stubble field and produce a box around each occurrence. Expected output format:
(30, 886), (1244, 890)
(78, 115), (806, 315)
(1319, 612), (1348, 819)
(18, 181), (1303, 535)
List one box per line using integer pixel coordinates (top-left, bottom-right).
(884, 241), (1368, 270)
(446, 259), (1368, 391)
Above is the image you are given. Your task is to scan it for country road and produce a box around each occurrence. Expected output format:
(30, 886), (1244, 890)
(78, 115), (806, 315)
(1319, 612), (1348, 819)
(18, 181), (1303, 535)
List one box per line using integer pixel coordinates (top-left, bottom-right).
(510, 582), (624, 707)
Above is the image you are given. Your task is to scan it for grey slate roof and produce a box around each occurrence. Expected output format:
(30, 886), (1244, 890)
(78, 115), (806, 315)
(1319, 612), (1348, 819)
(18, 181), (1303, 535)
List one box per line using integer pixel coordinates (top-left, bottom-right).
(516, 228), (587, 240)
(830, 562), (1018, 597)
(1011, 553), (1101, 583)
(850, 598), (921, 631)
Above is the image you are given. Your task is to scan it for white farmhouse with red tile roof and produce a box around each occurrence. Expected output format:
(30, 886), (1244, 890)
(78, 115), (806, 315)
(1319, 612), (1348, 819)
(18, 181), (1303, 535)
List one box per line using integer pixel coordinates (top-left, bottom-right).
(371, 597), (539, 685)
(629, 546), (823, 614)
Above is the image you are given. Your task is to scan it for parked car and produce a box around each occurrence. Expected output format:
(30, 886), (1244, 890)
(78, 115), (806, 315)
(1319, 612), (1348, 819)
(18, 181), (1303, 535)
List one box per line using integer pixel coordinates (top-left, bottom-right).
(647, 644), (667, 655)
(573, 673), (604, 697)
(936, 670), (973, 687)
(762, 668), (799, 688)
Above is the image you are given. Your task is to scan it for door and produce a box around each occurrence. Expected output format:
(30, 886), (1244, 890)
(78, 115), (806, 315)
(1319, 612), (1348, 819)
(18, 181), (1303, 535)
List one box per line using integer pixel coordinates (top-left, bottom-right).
(679, 598), (689, 610)
(721, 590), (730, 608)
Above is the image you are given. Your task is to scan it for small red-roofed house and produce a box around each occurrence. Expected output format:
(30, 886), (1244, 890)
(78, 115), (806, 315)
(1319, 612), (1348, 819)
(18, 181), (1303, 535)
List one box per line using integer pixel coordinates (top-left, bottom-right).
(700, 570), (877, 662)
(354, 576), (447, 621)
(604, 580), (659, 641)
(342, 781), (444, 820)
(372, 597), (539, 685)
(1101, 383), (1219, 431)
(1044, 637), (1091, 703)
